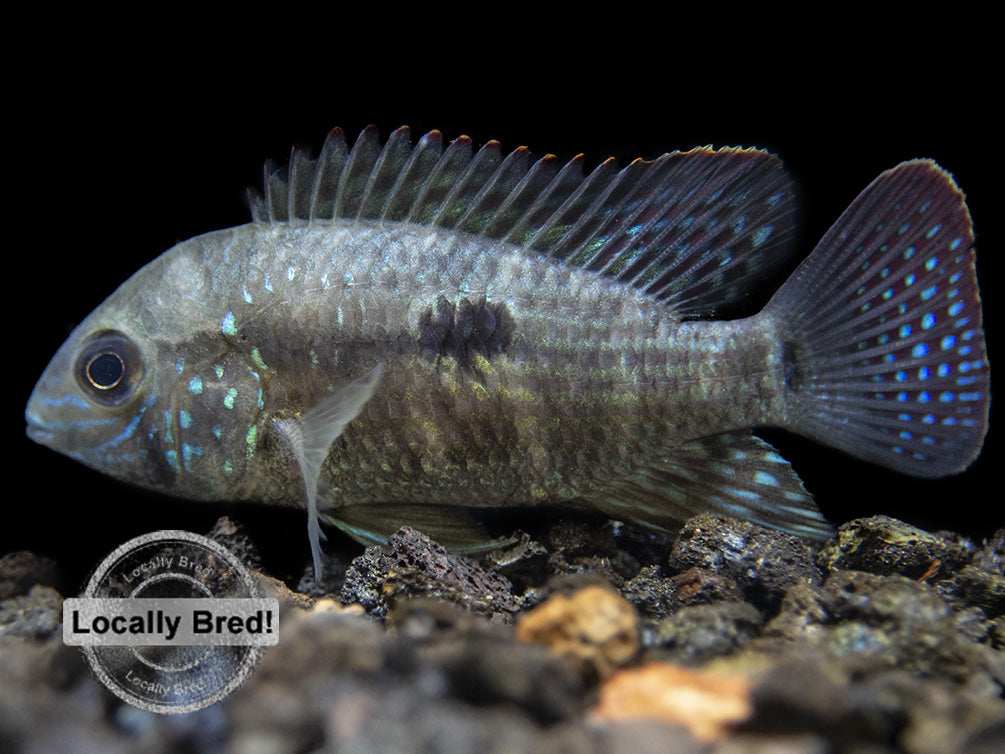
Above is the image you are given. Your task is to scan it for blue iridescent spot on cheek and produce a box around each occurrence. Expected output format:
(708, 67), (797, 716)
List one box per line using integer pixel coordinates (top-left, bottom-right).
(245, 425), (258, 463)
(182, 443), (202, 468)
(164, 449), (179, 472)
(251, 348), (269, 370)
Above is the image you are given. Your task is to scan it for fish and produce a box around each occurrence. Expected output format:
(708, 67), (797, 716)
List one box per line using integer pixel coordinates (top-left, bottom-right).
(25, 126), (990, 578)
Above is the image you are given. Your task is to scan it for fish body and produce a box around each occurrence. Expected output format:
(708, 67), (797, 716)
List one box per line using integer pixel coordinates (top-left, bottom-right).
(26, 127), (990, 575)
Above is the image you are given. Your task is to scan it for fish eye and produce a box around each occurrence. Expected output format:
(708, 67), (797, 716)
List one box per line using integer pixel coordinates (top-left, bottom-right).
(86, 351), (125, 389)
(74, 330), (144, 406)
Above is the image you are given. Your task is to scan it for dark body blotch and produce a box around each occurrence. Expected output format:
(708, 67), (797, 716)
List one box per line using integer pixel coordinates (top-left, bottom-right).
(419, 295), (515, 367)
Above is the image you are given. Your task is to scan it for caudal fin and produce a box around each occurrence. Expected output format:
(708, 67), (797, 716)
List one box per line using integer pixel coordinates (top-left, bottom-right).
(764, 160), (989, 478)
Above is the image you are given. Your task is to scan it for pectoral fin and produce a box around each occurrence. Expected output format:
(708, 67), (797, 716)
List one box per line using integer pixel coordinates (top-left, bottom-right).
(325, 503), (513, 551)
(275, 363), (383, 577)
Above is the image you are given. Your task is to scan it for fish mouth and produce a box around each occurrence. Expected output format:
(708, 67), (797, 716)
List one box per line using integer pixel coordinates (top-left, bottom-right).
(26, 422), (53, 445)
(25, 408), (55, 447)
(25, 413), (85, 463)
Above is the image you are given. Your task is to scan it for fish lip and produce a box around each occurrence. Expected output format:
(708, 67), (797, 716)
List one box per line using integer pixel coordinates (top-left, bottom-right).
(25, 395), (57, 447)
(25, 418), (86, 463)
(26, 426), (53, 448)
(25, 416), (54, 446)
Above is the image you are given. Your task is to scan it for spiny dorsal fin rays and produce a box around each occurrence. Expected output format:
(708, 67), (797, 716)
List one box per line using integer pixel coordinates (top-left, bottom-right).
(522, 154), (614, 257)
(249, 126), (797, 317)
(433, 139), (507, 229)
(498, 152), (586, 247)
(454, 144), (531, 234)
(405, 134), (475, 226)
(273, 363), (384, 578)
(309, 127), (349, 222)
(383, 129), (445, 221)
(357, 125), (413, 219)
(335, 124), (382, 219)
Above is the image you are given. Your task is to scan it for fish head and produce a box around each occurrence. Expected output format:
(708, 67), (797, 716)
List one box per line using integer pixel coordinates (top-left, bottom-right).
(26, 232), (269, 501)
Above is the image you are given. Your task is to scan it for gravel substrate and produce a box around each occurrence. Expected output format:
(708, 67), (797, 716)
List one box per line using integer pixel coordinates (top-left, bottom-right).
(2, 513), (1003, 753)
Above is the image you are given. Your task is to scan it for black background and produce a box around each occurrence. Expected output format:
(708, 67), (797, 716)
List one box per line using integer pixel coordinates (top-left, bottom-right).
(10, 29), (999, 588)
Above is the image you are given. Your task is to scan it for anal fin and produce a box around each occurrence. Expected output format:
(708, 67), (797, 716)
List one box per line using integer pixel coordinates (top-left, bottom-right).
(588, 432), (833, 541)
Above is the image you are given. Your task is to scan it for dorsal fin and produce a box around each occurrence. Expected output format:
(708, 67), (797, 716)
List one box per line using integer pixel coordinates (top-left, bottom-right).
(248, 126), (798, 317)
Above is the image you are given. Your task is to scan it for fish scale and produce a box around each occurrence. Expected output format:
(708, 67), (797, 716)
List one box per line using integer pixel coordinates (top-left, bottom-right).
(26, 127), (989, 578)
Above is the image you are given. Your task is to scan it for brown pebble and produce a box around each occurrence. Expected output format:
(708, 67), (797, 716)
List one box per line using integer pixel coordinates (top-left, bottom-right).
(515, 585), (637, 678)
(591, 663), (753, 743)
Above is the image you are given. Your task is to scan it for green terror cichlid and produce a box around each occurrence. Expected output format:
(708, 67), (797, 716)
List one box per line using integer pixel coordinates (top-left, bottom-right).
(25, 126), (990, 577)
